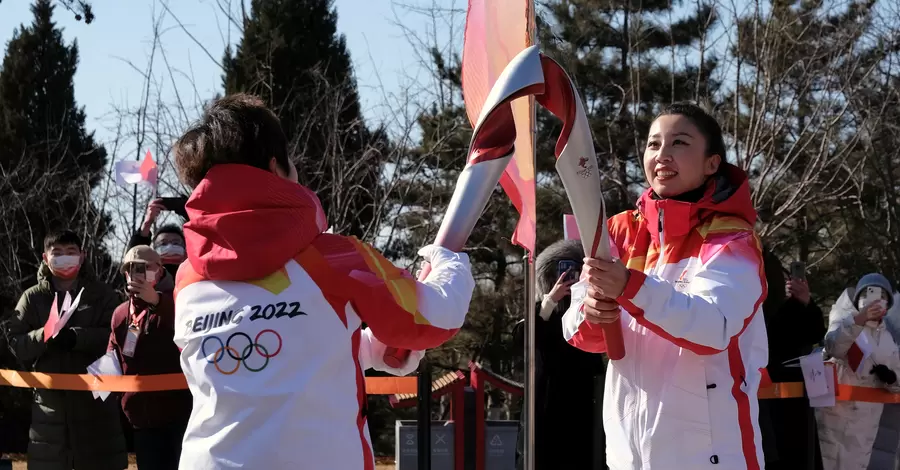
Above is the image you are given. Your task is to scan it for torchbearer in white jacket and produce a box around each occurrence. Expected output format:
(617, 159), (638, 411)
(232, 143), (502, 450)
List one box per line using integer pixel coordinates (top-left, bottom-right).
(818, 274), (900, 470)
(563, 102), (769, 470)
(169, 94), (475, 470)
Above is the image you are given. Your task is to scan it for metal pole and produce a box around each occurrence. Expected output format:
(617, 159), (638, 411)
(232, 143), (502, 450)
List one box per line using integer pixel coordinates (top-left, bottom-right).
(523, 253), (537, 470)
(523, 4), (538, 469)
(418, 359), (433, 470)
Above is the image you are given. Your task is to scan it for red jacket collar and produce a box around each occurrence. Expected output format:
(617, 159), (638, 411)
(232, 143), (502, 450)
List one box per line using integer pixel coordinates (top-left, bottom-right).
(183, 164), (328, 281)
(636, 163), (757, 243)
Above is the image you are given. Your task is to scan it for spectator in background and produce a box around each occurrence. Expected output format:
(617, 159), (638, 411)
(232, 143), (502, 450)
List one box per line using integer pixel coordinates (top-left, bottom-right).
(513, 239), (607, 470)
(5, 230), (127, 470)
(128, 198), (187, 278)
(761, 249), (825, 470)
(108, 246), (191, 470)
(818, 274), (900, 470)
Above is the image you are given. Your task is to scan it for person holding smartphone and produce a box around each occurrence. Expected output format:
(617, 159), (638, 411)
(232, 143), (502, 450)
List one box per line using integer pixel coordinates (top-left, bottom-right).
(818, 274), (900, 470)
(759, 252), (826, 470)
(512, 239), (607, 470)
(128, 197), (189, 278)
(108, 245), (192, 470)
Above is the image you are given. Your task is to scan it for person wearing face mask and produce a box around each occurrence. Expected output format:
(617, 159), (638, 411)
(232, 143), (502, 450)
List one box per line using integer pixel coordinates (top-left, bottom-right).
(107, 246), (192, 470)
(5, 230), (127, 470)
(169, 93), (475, 470)
(128, 216), (187, 279)
(817, 274), (900, 470)
(562, 102), (768, 469)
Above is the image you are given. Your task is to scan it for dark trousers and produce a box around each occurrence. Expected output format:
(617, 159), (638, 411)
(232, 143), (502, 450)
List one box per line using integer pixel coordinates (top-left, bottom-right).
(133, 420), (187, 470)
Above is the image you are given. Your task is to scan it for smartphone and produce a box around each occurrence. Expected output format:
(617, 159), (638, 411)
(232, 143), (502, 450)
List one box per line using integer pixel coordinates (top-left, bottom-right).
(790, 261), (806, 281)
(129, 263), (146, 283)
(558, 260), (578, 283)
(159, 197), (188, 212)
(866, 286), (885, 306)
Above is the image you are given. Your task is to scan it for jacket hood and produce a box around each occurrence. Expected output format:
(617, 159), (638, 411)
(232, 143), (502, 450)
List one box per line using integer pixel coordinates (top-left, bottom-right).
(832, 287), (900, 333)
(637, 163), (757, 242)
(535, 239), (584, 297)
(183, 164), (328, 281)
(854, 273), (894, 309)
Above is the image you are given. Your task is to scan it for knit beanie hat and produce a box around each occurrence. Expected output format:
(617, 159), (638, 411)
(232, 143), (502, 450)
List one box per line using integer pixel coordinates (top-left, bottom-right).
(854, 273), (894, 309)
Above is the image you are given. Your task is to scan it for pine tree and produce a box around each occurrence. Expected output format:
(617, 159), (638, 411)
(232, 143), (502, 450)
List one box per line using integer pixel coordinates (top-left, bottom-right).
(222, 0), (385, 238)
(0, 0), (110, 300)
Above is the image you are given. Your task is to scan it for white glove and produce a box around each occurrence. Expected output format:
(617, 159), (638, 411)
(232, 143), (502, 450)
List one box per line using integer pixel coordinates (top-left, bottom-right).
(358, 328), (426, 376)
(417, 245), (471, 277)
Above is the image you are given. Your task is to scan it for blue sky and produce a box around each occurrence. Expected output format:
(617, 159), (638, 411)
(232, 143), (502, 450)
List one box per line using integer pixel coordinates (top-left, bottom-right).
(0, 0), (464, 251)
(0, 0), (462, 147)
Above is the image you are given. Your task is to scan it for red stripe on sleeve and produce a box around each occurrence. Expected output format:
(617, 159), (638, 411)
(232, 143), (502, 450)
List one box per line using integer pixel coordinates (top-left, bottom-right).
(566, 308), (609, 353)
(728, 341), (761, 470)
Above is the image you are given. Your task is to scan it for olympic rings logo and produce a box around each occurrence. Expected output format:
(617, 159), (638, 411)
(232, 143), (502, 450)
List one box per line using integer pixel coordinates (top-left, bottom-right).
(200, 329), (283, 375)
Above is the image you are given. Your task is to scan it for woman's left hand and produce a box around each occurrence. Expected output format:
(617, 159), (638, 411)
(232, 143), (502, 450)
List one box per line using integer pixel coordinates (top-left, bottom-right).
(583, 257), (631, 299)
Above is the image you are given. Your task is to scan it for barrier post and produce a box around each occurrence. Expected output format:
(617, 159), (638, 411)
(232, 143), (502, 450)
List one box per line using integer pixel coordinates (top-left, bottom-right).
(417, 359), (432, 470)
(463, 386), (477, 470)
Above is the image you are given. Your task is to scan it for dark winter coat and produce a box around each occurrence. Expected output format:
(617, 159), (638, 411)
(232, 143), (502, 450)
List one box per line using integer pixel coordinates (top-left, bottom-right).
(5, 264), (127, 470)
(108, 277), (191, 430)
(759, 248), (825, 470)
(514, 240), (607, 470)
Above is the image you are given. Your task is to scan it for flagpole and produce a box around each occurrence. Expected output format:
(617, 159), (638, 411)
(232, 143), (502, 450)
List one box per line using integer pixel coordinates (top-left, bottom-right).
(523, 3), (538, 470)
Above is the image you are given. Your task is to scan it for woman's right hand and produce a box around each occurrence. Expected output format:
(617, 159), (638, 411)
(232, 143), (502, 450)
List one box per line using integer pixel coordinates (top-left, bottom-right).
(855, 301), (887, 325)
(548, 270), (577, 303)
(140, 199), (164, 236)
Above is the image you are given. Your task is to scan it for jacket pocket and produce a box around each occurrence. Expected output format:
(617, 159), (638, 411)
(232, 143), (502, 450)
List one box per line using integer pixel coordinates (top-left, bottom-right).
(655, 358), (714, 463)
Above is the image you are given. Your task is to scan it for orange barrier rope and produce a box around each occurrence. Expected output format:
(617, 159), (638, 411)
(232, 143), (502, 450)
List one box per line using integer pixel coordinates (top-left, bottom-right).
(0, 369), (418, 395)
(1, 368), (897, 403)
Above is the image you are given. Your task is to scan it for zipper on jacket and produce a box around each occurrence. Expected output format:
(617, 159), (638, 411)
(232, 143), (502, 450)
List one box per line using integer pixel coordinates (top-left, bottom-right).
(655, 209), (666, 276)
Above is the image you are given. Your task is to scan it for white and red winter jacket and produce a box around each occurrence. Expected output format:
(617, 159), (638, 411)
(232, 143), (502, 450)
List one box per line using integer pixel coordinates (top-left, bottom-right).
(563, 165), (769, 470)
(172, 164), (474, 470)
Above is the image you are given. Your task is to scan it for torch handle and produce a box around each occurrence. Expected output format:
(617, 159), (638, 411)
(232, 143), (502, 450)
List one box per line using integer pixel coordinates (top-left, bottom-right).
(382, 263), (434, 368)
(601, 322), (625, 360)
(592, 241), (625, 361)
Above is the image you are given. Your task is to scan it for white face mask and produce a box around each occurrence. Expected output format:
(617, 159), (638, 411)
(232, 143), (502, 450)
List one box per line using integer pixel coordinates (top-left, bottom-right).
(145, 270), (158, 283)
(50, 255), (80, 270)
(157, 244), (185, 257)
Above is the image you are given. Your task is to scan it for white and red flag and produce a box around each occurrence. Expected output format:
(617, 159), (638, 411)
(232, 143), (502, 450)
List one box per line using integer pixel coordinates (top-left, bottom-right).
(115, 150), (158, 188)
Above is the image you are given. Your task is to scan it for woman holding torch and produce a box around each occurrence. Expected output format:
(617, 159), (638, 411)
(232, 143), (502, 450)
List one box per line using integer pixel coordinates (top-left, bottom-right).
(563, 102), (768, 470)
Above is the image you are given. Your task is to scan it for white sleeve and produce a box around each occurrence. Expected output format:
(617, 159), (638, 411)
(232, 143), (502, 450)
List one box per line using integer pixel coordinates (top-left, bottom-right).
(413, 245), (476, 330)
(618, 232), (765, 355)
(359, 327), (425, 375)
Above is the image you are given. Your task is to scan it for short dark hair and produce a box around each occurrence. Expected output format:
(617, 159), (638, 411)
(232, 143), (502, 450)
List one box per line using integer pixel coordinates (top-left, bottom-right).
(656, 102), (727, 163)
(153, 224), (185, 243)
(43, 230), (82, 252)
(174, 93), (292, 188)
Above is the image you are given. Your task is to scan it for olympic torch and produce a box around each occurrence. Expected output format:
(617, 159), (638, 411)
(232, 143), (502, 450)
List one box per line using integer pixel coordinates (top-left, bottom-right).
(533, 53), (625, 360)
(382, 48), (548, 368)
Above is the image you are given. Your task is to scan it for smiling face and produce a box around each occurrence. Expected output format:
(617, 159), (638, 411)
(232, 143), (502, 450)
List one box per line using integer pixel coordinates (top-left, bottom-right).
(643, 114), (721, 198)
